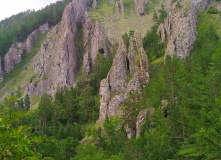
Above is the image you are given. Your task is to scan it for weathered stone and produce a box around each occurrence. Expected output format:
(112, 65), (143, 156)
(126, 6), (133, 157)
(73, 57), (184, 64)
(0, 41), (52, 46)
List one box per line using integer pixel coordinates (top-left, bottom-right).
(136, 108), (155, 137)
(83, 51), (92, 74)
(115, 1), (124, 19)
(157, 23), (166, 43)
(92, 0), (99, 9)
(82, 12), (109, 73)
(193, 0), (212, 12)
(26, 0), (92, 96)
(99, 78), (111, 121)
(3, 23), (49, 74)
(25, 81), (48, 96)
(158, 0), (212, 58)
(26, 23), (49, 53)
(127, 77), (141, 93)
(99, 33), (150, 123)
(134, 0), (150, 16)
(108, 93), (126, 117)
(128, 38), (135, 75)
(4, 47), (24, 74)
(216, 3), (221, 11)
(109, 40), (128, 92)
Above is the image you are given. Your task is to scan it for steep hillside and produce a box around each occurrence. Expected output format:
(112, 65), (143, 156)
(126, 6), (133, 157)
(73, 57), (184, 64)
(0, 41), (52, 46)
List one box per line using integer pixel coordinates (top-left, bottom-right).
(0, 0), (221, 159)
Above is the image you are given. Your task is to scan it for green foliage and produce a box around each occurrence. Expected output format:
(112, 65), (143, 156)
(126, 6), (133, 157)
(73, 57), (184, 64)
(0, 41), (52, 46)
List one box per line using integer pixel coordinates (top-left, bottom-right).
(24, 94), (31, 110)
(0, 0), (72, 57)
(0, 96), (42, 159)
(143, 9), (167, 62)
(143, 26), (164, 61)
(207, 6), (219, 14)
(146, 0), (161, 14)
(74, 8), (221, 160)
(1, 4), (221, 160)
(122, 33), (130, 51)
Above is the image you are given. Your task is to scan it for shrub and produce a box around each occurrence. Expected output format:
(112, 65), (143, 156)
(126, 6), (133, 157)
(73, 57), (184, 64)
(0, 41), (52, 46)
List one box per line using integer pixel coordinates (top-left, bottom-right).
(207, 6), (219, 14)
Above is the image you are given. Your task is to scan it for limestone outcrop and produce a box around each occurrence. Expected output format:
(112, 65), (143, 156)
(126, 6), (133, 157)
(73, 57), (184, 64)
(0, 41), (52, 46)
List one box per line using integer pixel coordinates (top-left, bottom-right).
(4, 23), (50, 74)
(134, 0), (150, 16)
(92, 0), (99, 9)
(115, 1), (124, 19)
(158, 0), (212, 58)
(82, 12), (109, 74)
(99, 32), (150, 121)
(25, 0), (92, 96)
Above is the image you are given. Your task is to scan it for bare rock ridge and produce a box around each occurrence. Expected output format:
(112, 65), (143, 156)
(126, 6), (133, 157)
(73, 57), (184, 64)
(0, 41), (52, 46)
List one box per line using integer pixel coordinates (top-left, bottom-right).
(3, 23), (50, 75)
(26, 0), (93, 96)
(115, 1), (124, 19)
(158, 0), (212, 58)
(99, 32), (150, 122)
(82, 12), (110, 74)
(134, 0), (150, 16)
(92, 0), (99, 9)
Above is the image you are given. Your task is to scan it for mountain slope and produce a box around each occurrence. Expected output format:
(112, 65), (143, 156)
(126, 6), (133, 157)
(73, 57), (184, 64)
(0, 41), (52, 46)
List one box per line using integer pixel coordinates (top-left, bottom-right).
(0, 0), (221, 159)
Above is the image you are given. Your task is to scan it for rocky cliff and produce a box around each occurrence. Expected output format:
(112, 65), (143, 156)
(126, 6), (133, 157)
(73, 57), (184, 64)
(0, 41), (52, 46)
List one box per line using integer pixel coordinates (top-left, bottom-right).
(99, 32), (150, 121)
(4, 23), (50, 74)
(115, 1), (124, 19)
(26, 0), (95, 96)
(82, 12), (110, 74)
(134, 0), (150, 16)
(92, 0), (99, 9)
(158, 0), (212, 58)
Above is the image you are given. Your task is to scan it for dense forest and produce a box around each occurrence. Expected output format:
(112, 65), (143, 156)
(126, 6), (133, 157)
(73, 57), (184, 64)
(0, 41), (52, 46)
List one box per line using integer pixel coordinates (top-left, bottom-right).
(0, 1), (221, 160)
(0, 0), (72, 58)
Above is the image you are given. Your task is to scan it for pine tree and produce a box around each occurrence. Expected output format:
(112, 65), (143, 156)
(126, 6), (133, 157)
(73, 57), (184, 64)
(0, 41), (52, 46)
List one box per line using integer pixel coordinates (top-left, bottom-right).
(24, 95), (31, 111)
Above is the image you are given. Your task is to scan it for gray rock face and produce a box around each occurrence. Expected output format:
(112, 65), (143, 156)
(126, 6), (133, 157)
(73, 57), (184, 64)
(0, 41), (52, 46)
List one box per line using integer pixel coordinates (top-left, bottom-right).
(115, 1), (124, 19)
(136, 108), (154, 137)
(99, 33), (150, 122)
(109, 0), (115, 5)
(217, 4), (221, 11)
(216, 3), (221, 12)
(158, 0), (211, 58)
(134, 0), (150, 16)
(82, 12), (109, 74)
(4, 46), (24, 74)
(92, 0), (99, 9)
(26, 0), (92, 96)
(3, 23), (49, 74)
(193, 0), (212, 12)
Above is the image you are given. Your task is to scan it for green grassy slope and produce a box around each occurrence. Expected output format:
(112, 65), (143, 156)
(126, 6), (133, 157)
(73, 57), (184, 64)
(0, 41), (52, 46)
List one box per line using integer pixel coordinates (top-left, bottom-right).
(89, 0), (161, 41)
